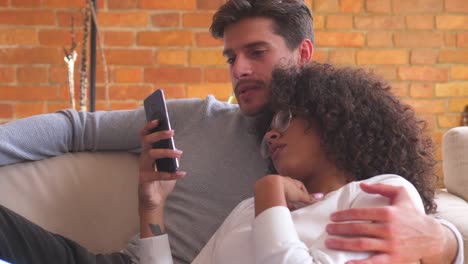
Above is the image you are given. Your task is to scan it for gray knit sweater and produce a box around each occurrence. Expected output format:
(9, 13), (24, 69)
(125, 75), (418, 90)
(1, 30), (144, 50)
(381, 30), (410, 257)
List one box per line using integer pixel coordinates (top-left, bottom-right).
(0, 96), (269, 263)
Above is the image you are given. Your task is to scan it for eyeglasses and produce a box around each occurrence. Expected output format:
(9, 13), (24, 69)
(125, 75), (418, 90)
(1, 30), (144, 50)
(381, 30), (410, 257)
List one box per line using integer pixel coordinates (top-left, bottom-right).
(260, 108), (293, 159)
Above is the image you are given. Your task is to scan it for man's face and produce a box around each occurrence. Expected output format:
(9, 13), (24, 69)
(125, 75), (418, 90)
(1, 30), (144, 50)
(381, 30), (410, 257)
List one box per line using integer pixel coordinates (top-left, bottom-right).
(223, 17), (301, 116)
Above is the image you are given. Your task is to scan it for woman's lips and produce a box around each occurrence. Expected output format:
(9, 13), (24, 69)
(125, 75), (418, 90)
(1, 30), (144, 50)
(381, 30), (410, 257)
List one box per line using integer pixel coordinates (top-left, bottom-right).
(270, 144), (285, 160)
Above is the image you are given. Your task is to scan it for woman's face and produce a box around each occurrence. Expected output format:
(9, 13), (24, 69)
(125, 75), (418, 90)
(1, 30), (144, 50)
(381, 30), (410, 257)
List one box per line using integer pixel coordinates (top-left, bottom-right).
(262, 111), (329, 181)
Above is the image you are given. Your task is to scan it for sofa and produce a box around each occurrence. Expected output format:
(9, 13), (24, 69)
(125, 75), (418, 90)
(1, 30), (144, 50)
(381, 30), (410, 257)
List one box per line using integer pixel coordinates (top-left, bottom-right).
(0, 127), (467, 259)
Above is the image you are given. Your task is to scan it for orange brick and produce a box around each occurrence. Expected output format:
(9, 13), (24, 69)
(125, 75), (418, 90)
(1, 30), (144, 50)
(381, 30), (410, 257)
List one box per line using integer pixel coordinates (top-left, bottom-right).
(0, 67), (16, 83)
(43, 0), (90, 8)
(445, 33), (457, 47)
(0, 0), (7, 6)
(406, 15), (434, 30)
(0, 10), (55, 25)
(0, 29), (37, 45)
(139, 0), (196, 10)
(457, 33), (468, 47)
(445, 0), (468, 13)
(0, 104), (13, 119)
(144, 67), (202, 83)
(410, 83), (434, 98)
(108, 0), (137, 9)
(186, 83), (232, 100)
(152, 13), (180, 27)
(0, 86), (60, 100)
(314, 16), (325, 31)
(357, 50), (407, 65)
(56, 11), (85, 27)
(398, 66), (449, 82)
(189, 49), (225, 66)
(204, 68), (230, 83)
(98, 12), (149, 27)
(451, 66), (468, 80)
(196, 32), (223, 47)
(340, 0), (362, 13)
(388, 82), (408, 97)
(38, 29), (84, 47)
(103, 31), (134, 46)
(109, 84), (153, 100)
(0, 48), (63, 65)
(369, 66), (398, 81)
(410, 49), (438, 64)
(448, 98), (468, 112)
(196, 0), (226, 10)
(182, 12), (213, 28)
(108, 102), (141, 111)
(435, 82), (468, 97)
(114, 68), (143, 83)
(314, 0), (340, 12)
(50, 66), (69, 84)
(439, 50), (468, 63)
(355, 16), (404, 30)
(328, 49), (355, 65)
(393, 0), (443, 13)
(154, 85), (187, 99)
(14, 102), (46, 118)
(367, 32), (393, 47)
(17, 66), (49, 83)
(312, 49), (328, 63)
(47, 102), (71, 113)
(105, 49), (154, 65)
(156, 49), (187, 65)
(438, 115), (462, 129)
(436, 16), (468, 30)
(138, 31), (193, 47)
(315, 32), (364, 47)
(404, 99), (445, 114)
(11, 0), (40, 7)
(395, 33), (444, 47)
(326, 16), (353, 29)
(366, 0), (391, 13)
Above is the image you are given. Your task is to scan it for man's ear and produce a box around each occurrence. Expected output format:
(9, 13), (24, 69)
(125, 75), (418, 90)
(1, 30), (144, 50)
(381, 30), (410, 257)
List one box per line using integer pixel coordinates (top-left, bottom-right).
(298, 39), (313, 65)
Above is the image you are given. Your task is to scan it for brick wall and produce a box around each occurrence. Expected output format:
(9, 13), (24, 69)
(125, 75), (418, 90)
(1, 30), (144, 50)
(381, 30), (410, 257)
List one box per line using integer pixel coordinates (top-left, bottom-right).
(0, 0), (467, 182)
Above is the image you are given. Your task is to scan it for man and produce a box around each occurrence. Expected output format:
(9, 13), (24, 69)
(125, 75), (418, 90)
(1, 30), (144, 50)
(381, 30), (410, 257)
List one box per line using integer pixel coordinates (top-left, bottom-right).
(0, 0), (463, 263)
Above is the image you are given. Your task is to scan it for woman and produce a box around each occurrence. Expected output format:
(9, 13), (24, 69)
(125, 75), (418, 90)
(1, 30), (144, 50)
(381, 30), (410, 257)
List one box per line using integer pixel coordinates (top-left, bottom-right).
(138, 63), (437, 263)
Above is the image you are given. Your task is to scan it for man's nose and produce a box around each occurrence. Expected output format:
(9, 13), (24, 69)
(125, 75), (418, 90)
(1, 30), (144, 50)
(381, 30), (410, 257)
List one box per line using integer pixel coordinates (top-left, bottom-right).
(232, 55), (252, 79)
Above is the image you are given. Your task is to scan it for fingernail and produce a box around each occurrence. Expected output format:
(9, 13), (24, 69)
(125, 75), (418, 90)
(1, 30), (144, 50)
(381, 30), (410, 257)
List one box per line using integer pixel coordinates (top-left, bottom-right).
(176, 171), (186, 178)
(151, 119), (158, 124)
(310, 193), (324, 200)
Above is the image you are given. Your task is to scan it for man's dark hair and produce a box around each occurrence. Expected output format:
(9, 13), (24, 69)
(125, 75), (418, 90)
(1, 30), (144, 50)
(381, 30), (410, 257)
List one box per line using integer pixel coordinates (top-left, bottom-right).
(267, 63), (438, 213)
(210, 0), (314, 49)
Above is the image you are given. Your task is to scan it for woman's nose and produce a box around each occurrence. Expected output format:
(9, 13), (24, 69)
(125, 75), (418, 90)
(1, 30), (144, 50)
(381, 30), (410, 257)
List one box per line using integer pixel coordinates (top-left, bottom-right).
(264, 130), (280, 144)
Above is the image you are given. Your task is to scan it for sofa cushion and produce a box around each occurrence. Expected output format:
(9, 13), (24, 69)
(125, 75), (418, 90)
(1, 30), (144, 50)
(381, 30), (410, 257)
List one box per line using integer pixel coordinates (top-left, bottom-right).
(435, 190), (468, 261)
(443, 126), (468, 202)
(0, 152), (140, 253)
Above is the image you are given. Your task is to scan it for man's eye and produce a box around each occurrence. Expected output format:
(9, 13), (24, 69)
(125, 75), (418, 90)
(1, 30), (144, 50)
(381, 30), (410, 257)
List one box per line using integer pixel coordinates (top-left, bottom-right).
(226, 57), (235, 65)
(252, 50), (266, 56)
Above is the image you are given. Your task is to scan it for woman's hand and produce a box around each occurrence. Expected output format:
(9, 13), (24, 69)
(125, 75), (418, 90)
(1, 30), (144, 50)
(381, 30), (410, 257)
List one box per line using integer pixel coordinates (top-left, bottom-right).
(139, 120), (186, 237)
(254, 175), (322, 217)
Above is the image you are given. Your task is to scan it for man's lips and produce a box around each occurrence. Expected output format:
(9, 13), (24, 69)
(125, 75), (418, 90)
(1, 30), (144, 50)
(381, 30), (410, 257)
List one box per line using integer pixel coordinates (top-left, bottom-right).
(235, 80), (264, 97)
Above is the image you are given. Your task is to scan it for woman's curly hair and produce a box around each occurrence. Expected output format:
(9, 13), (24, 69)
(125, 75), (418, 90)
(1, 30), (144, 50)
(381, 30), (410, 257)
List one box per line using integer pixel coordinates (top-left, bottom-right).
(266, 62), (437, 213)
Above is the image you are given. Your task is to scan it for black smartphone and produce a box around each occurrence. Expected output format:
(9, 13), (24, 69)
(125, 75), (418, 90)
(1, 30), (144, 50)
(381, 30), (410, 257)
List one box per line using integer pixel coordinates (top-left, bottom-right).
(143, 89), (179, 172)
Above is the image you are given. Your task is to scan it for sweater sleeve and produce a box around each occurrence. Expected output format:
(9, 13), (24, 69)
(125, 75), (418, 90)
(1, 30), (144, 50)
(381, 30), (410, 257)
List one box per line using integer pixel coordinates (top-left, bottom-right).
(0, 108), (145, 165)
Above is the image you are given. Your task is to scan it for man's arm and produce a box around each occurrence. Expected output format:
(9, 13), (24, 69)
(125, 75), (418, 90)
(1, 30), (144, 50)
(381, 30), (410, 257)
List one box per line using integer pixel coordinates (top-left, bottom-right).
(325, 183), (461, 264)
(0, 108), (145, 166)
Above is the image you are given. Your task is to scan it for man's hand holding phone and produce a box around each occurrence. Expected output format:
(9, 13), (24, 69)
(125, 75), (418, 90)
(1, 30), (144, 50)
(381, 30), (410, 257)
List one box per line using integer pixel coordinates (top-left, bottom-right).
(138, 90), (186, 238)
(139, 120), (186, 212)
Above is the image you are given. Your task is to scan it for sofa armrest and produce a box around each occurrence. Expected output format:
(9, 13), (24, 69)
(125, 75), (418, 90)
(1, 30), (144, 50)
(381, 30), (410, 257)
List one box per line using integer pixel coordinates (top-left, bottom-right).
(442, 126), (468, 202)
(0, 151), (140, 253)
